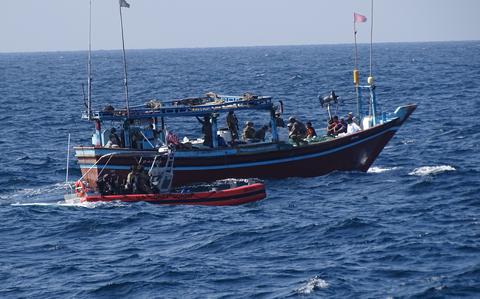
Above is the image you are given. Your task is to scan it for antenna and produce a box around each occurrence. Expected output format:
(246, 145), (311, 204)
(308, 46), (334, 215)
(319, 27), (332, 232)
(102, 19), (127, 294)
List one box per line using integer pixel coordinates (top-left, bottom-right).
(87, 0), (92, 120)
(65, 133), (71, 185)
(119, 0), (131, 117)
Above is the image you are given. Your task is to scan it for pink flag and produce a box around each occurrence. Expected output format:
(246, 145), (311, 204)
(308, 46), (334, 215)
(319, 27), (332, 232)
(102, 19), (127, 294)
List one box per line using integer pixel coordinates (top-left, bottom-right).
(354, 13), (367, 23)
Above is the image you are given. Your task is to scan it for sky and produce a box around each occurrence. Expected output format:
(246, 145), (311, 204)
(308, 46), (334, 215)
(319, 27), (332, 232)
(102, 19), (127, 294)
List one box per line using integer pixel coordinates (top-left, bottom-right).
(0, 0), (479, 53)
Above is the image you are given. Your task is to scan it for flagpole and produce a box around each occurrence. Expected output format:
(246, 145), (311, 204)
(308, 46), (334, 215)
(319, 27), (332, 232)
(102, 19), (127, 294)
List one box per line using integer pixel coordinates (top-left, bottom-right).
(119, 1), (130, 117)
(354, 14), (358, 71)
(353, 13), (360, 117)
(87, 0), (92, 120)
(369, 0), (374, 77)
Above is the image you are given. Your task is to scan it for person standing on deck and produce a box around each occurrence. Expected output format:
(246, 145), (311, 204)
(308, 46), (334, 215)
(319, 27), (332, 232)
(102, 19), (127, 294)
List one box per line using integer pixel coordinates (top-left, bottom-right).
(226, 110), (239, 143)
(196, 116), (212, 147)
(275, 112), (285, 128)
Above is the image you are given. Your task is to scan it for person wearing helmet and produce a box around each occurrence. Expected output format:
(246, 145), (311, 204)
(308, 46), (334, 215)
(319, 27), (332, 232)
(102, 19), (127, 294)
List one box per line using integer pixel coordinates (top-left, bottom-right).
(242, 121), (256, 141)
(288, 117), (307, 146)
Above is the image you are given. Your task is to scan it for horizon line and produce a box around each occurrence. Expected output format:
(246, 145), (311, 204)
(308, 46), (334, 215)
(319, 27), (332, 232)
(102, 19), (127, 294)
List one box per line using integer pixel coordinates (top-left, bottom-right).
(0, 39), (478, 55)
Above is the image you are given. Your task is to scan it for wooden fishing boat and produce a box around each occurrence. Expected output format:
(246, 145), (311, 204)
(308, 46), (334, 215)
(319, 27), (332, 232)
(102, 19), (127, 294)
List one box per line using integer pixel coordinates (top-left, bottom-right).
(71, 1), (416, 193)
(74, 95), (416, 190)
(65, 179), (266, 206)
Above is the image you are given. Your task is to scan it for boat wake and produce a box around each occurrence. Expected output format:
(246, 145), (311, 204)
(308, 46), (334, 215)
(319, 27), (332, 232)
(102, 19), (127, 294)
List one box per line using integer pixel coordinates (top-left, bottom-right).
(11, 199), (126, 209)
(3, 182), (125, 208)
(10, 182), (67, 197)
(409, 165), (456, 177)
(296, 276), (329, 295)
(0, 182), (67, 204)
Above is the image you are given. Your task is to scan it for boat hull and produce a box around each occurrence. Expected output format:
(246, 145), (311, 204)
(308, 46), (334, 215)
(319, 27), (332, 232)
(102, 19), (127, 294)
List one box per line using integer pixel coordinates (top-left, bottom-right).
(69, 182), (266, 206)
(75, 104), (416, 189)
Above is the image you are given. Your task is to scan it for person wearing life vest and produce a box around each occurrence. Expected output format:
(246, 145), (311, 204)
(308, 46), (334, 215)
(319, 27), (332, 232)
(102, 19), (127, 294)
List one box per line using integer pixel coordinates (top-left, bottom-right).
(125, 164), (152, 194)
(125, 165), (138, 193)
(288, 117), (307, 146)
(327, 115), (339, 136)
(306, 122), (317, 138)
(242, 121), (256, 141)
(334, 118), (348, 135)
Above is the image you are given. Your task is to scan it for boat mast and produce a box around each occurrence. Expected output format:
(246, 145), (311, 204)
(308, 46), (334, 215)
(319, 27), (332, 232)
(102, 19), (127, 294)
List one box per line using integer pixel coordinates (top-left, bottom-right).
(119, 0), (130, 117)
(369, 0), (374, 77)
(353, 13), (360, 119)
(368, 0), (378, 126)
(87, 0), (92, 120)
(65, 133), (71, 185)
(353, 11), (367, 120)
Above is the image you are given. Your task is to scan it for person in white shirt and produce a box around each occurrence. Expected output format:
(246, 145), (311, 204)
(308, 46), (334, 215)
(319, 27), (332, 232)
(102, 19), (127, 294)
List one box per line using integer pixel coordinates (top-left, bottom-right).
(347, 116), (361, 134)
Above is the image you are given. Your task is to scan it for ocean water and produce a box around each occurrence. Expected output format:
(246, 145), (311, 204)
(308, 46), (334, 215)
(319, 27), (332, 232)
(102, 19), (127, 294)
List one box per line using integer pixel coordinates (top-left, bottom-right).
(1, 41), (480, 298)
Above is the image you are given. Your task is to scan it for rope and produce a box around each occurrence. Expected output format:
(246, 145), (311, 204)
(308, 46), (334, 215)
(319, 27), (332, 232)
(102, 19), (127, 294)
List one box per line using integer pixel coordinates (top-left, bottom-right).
(139, 130), (155, 148)
(77, 152), (119, 182)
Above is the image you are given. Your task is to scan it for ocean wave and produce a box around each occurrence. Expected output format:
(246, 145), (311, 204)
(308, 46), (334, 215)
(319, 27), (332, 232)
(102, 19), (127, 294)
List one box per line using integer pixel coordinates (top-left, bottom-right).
(367, 166), (398, 174)
(0, 182), (68, 203)
(13, 182), (68, 197)
(326, 217), (378, 234)
(1, 43), (478, 298)
(409, 165), (456, 176)
(11, 197), (127, 209)
(296, 276), (329, 294)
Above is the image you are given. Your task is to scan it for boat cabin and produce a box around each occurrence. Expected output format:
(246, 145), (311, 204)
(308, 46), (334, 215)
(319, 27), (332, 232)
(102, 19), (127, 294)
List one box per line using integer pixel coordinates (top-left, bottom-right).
(85, 93), (283, 150)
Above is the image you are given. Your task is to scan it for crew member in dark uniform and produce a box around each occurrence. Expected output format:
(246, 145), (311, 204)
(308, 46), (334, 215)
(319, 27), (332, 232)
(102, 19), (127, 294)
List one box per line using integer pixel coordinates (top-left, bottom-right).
(226, 111), (239, 143)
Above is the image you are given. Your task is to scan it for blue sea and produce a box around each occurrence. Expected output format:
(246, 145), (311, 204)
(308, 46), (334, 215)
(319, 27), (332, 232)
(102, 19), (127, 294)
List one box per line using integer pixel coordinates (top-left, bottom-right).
(1, 41), (480, 298)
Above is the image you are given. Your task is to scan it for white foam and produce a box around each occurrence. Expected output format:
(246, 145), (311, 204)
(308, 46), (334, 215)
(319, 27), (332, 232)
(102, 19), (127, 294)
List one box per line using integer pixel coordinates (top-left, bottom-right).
(401, 139), (415, 145)
(60, 200), (126, 208)
(11, 199), (126, 209)
(409, 165), (456, 176)
(296, 276), (329, 295)
(14, 182), (68, 197)
(368, 166), (398, 174)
